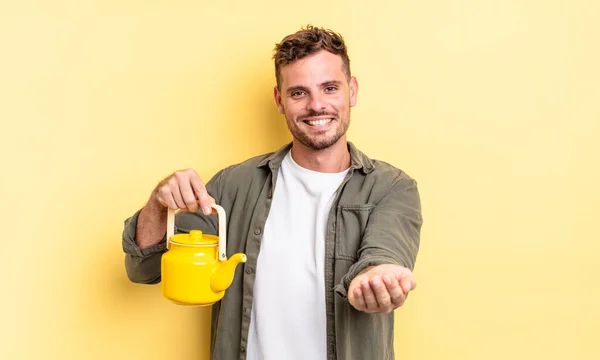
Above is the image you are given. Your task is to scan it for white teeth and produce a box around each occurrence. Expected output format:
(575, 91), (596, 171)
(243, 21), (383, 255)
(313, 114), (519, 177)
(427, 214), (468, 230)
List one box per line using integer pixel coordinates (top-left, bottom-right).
(306, 118), (333, 126)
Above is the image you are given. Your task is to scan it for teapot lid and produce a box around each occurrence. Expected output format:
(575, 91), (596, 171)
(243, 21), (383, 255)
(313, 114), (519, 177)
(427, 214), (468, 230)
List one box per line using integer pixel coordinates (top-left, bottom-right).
(170, 230), (218, 245)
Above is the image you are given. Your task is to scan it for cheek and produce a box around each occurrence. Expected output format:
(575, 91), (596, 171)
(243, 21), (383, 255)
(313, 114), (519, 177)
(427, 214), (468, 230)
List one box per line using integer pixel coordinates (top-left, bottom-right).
(284, 100), (305, 117)
(331, 92), (348, 105)
(330, 97), (347, 112)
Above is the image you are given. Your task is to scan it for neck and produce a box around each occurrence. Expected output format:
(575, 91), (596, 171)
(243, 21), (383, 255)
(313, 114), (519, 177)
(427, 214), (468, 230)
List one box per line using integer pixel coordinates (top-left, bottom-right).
(290, 137), (351, 173)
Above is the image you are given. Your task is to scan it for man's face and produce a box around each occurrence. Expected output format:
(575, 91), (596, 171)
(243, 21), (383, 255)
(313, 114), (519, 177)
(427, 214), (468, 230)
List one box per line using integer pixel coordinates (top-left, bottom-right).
(274, 50), (358, 151)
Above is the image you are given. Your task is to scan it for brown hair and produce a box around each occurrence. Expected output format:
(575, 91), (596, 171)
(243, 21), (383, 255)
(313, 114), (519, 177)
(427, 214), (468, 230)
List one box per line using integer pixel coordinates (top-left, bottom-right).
(273, 25), (351, 89)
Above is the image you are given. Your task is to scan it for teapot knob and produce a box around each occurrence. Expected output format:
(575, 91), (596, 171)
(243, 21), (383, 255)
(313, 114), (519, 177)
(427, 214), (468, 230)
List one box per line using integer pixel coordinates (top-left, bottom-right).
(189, 230), (203, 241)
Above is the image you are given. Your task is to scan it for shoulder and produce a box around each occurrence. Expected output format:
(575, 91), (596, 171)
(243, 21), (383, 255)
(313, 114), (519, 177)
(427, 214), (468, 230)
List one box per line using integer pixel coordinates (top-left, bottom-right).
(370, 159), (416, 187)
(205, 152), (275, 200)
(351, 143), (417, 189)
(363, 159), (421, 213)
(214, 152), (274, 181)
(215, 142), (292, 180)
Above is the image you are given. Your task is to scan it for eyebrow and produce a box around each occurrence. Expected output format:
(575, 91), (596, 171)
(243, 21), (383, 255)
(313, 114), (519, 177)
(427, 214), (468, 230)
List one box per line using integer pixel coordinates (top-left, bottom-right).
(286, 80), (343, 95)
(321, 80), (343, 87)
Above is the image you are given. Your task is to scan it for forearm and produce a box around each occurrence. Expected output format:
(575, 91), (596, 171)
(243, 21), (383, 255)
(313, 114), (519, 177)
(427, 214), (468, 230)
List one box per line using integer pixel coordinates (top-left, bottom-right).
(136, 194), (168, 249)
(122, 206), (166, 284)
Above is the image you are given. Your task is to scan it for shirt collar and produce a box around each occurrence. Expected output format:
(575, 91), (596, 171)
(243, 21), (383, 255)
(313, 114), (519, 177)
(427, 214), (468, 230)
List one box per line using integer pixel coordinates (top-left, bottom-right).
(257, 141), (374, 174)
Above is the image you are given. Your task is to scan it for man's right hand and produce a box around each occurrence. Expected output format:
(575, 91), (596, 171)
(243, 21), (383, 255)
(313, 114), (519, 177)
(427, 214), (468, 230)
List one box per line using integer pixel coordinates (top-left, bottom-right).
(153, 168), (215, 215)
(136, 169), (215, 249)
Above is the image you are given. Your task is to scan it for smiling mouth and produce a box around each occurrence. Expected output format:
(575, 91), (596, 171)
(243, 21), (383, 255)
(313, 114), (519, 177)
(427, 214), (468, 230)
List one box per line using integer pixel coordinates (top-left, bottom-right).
(303, 118), (333, 126)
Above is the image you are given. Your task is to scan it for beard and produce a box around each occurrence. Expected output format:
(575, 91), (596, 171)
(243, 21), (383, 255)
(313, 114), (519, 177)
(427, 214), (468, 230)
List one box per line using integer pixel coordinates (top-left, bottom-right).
(286, 110), (349, 150)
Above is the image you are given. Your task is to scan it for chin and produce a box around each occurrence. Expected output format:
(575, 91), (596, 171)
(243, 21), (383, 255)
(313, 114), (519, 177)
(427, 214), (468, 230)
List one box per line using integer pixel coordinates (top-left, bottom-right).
(300, 136), (343, 151)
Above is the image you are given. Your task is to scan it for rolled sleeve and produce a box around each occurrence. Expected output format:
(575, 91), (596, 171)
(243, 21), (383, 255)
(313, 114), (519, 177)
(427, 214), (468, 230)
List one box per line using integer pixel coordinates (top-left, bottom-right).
(122, 210), (166, 284)
(122, 210), (167, 257)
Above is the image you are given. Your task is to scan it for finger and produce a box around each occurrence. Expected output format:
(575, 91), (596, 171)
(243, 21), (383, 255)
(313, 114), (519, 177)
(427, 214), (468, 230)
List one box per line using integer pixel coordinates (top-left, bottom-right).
(156, 185), (178, 210)
(370, 276), (392, 312)
(398, 276), (416, 295)
(348, 276), (365, 309)
(189, 171), (212, 215)
(361, 279), (378, 312)
(169, 178), (187, 210)
(383, 275), (405, 308)
(177, 175), (199, 212)
(352, 286), (366, 311)
(207, 196), (218, 214)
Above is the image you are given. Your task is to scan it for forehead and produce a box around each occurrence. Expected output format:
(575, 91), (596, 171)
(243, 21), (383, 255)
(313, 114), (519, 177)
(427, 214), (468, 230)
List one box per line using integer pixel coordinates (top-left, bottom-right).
(279, 50), (346, 89)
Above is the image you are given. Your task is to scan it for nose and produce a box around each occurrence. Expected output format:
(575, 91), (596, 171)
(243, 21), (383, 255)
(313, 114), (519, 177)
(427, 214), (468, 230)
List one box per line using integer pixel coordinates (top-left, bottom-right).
(307, 92), (326, 112)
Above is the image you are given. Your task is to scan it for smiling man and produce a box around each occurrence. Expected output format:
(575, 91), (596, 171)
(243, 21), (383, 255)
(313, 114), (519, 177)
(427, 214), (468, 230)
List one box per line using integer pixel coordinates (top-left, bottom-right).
(122, 25), (422, 360)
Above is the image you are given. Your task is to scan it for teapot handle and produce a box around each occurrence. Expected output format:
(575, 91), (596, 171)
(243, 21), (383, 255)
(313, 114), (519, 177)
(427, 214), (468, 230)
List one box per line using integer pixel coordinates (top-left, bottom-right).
(166, 204), (227, 261)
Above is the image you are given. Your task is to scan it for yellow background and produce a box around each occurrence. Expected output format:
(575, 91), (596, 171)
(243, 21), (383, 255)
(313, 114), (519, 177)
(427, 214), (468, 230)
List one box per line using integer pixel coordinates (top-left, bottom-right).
(1, 1), (598, 359)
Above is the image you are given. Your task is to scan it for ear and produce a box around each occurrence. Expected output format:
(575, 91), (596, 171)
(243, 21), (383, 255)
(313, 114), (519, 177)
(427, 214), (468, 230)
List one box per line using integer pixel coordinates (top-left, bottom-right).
(349, 76), (358, 107)
(274, 86), (284, 114)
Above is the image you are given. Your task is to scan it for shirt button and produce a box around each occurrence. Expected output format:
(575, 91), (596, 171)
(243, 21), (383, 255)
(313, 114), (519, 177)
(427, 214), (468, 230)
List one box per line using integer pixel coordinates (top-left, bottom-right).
(254, 228), (261, 235)
(245, 268), (253, 274)
(241, 346), (246, 353)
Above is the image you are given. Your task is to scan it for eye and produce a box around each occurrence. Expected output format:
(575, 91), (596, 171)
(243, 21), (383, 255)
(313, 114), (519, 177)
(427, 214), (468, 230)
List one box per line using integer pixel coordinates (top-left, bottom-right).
(325, 86), (338, 92)
(291, 90), (306, 98)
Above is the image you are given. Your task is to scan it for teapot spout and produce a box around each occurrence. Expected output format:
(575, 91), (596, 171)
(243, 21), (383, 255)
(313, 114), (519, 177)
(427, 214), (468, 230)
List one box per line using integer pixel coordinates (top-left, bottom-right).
(210, 253), (247, 293)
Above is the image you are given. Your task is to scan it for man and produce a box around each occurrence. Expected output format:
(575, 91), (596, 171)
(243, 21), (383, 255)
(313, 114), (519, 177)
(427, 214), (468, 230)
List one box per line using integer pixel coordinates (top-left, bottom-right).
(122, 25), (422, 360)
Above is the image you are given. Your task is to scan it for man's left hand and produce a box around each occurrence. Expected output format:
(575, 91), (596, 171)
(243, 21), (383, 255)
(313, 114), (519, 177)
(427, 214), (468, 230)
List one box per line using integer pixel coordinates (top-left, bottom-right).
(348, 264), (416, 314)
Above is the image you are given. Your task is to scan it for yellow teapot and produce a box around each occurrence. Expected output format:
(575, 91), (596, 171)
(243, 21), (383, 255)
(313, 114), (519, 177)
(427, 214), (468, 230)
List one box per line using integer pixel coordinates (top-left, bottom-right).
(161, 204), (247, 306)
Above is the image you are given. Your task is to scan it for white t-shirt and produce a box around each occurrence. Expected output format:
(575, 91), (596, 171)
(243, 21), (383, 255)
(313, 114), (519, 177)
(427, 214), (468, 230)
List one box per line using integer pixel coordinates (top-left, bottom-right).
(246, 150), (349, 360)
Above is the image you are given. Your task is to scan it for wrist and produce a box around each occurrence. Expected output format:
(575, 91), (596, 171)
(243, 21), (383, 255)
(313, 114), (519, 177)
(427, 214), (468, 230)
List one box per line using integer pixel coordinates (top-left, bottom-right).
(145, 189), (168, 214)
(135, 195), (168, 249)
(359, 266), (375, 275)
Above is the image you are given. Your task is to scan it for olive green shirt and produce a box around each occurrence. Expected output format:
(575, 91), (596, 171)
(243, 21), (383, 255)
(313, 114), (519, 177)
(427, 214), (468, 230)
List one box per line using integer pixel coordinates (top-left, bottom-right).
(122, 142), (422, 360)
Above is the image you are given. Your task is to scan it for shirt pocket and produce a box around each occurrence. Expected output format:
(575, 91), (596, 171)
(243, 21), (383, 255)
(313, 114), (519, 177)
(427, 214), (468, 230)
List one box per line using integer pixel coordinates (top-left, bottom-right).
(335, 204), (376, 261)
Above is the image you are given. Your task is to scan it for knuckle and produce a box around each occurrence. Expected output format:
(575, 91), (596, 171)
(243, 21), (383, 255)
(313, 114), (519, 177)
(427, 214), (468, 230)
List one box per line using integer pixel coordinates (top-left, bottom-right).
(174, 171), (186, 181)
(156, 197), (167, 207)
(167, 176), (178, 187)
(187, 169), (202, 180)
(158, 186), (170, 197)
